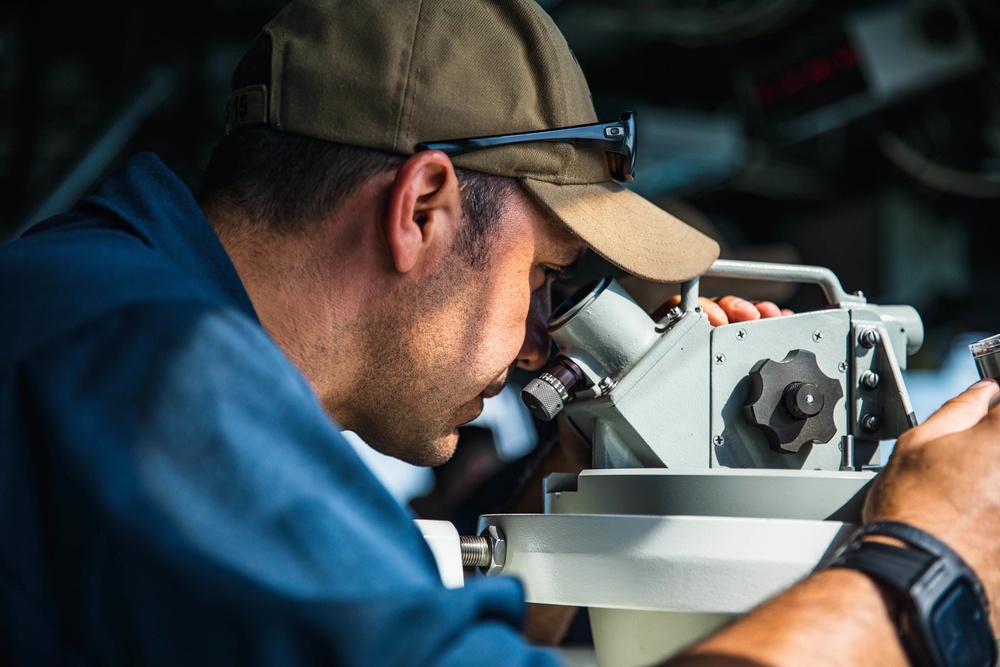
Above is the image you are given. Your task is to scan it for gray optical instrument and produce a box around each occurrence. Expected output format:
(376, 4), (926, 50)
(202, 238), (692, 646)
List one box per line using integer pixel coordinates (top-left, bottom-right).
(463, 259), (927, 664)
(522, 259), (921, 469)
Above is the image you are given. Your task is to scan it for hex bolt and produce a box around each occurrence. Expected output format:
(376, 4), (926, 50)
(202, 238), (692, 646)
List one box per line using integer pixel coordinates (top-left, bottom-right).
(812, 331), (823, 342)
(484, 525), (506, 573)
(736, 329), (747, 341)
(713, 434), (725, 446)
(860, 328), (881, 348)
(860, 371), (880, 390)
(461, 525), (506, 575)
(861, 413), (881, 434)
(598, 377), (617, 394)
(715, 353), (726, 365)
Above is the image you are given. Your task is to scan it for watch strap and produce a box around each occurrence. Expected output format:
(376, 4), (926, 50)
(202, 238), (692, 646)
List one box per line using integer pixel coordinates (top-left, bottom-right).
(830, 539), (937, 593)
(865, 521), (971, 563)
(858, 521), (990, 607)
(827, 521), (996, 667)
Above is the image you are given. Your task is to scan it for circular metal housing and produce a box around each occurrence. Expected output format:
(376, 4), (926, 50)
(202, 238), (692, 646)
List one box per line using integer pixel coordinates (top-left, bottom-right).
(970, 333), (1000, 380)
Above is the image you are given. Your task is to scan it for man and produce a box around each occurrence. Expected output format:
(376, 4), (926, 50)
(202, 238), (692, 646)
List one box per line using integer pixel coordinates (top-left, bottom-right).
(1, 1), (998, 666)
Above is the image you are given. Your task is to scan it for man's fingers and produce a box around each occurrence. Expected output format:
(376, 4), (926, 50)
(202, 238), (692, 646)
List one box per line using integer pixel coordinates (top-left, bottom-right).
(904, 379), (1000, 446)
(651, 295), (791, 326)
(699, 297), (729, 326)
(752, 300), (783, 318)
(716, 296), (761, 323)
(652, 296), (729, 324)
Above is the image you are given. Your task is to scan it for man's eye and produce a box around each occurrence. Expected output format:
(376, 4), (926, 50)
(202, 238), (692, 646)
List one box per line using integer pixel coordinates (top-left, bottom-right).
(541, 265), (567, 280)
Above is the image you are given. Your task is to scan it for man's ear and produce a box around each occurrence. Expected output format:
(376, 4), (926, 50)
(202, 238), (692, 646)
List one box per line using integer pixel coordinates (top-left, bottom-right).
(385, 150), (462, 274)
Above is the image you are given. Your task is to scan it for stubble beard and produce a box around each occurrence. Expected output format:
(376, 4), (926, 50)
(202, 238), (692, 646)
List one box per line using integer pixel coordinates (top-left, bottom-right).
(344, 262), (494, 467)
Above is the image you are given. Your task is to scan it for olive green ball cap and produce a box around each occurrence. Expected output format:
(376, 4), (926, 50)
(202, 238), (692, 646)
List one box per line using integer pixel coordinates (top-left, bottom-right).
(229, 0), (719, 282)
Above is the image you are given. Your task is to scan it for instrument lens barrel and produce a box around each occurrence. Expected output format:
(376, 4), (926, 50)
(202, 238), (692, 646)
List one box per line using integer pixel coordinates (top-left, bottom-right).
(970, 333), (1000, 380)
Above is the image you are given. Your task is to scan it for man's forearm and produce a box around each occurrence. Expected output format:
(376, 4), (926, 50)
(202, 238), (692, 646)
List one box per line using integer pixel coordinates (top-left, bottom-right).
(669, 568), (907, 667)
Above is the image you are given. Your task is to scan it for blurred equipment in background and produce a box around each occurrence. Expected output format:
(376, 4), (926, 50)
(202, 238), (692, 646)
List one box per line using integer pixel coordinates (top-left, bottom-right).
(735, 0), (984, 144)
(547, 0), (1000, 373)
(4, 0), (999, 348)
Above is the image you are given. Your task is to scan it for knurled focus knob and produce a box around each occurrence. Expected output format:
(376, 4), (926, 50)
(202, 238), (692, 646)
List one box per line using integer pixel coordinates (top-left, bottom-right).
(743, 349), (843, 454)
(521, 358), (584, 421)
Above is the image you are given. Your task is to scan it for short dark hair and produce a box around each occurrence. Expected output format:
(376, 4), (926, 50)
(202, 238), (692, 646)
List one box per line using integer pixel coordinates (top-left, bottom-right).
(197, 127), (517, 268)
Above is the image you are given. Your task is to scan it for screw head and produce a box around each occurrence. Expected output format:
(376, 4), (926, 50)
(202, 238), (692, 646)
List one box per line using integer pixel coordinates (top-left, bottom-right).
(838, 361), (849, 373)
(812, 330), (823, 342)
(736, 329), (747, 340)
(598, 377), (617, 394)
(861, 413), (881, 434)
(860, 328), (881, 348)
(713, 434), (725, 446)
(715, 353), (726, 365)
(860, 370), (880, 390)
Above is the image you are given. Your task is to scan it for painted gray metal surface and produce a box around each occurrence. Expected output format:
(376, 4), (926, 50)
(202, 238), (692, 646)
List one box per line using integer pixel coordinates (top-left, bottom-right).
(709, 310), (849, 470)
(704, 259), (866, 307)
(544, 468), (875, 521)
(479, 512), (856, 613)
(552, 260), (922, 471)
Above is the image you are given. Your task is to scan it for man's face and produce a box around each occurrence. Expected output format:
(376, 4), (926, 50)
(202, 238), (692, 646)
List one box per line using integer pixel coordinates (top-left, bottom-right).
(349, 187), (585, 466)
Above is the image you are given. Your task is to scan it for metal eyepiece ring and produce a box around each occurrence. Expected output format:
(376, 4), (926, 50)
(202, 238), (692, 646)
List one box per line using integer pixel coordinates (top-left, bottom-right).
(970, 333), (1000, 380)
(521, 358), (585, 421)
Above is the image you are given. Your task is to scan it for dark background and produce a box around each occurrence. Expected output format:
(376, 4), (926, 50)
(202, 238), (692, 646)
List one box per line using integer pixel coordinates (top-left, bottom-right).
(2, 0), (999, 368)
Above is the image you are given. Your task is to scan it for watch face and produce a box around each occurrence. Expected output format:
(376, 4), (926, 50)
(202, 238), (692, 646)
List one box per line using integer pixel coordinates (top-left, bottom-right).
(930, 579), (997, 667)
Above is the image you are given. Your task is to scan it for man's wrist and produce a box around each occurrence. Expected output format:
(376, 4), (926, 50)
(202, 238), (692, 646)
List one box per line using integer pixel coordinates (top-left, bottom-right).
(826, 521), (996, 667)
(679, 566), (910, 666)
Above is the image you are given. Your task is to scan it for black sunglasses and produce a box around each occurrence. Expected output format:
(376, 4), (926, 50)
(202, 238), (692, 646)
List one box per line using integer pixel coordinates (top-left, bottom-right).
(416, 111), (636, 183)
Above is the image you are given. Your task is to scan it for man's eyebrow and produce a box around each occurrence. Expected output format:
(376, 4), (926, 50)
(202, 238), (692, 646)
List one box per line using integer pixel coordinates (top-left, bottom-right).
(545, 246), (586, 277)
(560, 246), (587, 269)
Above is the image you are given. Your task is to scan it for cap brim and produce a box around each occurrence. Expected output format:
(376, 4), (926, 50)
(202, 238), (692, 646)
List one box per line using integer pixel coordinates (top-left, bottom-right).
(522, 179), (720, 283)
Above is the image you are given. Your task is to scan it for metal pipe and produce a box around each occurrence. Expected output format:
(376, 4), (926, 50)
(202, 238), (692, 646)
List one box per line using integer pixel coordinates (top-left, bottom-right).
(705, 259), (865, 307)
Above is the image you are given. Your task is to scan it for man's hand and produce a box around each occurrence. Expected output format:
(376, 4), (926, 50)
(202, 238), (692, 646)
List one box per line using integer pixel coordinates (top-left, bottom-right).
(651, 296), (793, 326)
(671, 379), (1000, 666)
(864, 378), (1000, 628)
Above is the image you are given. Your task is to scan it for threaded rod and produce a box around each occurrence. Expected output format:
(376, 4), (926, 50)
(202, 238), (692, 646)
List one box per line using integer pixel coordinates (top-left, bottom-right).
(460, 535), (491, 568)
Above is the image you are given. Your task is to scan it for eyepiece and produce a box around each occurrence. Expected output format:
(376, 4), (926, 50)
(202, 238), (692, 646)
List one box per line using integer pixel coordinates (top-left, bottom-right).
(521, 357), (584, 421)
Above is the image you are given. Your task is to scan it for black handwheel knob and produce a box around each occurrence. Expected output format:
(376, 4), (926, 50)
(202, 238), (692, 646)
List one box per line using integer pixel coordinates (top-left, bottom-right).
(744, 349), (843, 454)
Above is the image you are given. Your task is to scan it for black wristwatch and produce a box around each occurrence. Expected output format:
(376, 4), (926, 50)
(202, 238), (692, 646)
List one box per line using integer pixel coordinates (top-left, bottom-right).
(827, 521), (996, 667)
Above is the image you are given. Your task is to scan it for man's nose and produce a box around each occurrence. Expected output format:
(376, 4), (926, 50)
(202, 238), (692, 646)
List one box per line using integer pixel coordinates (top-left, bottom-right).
(517, 290), (552, 372)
